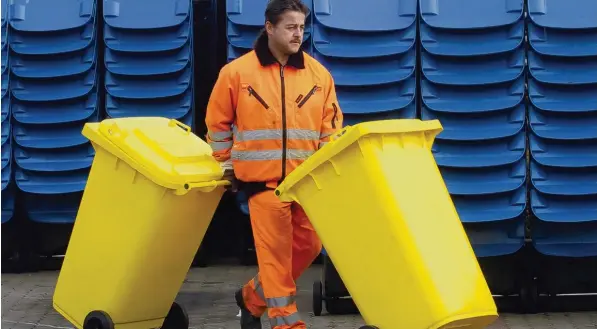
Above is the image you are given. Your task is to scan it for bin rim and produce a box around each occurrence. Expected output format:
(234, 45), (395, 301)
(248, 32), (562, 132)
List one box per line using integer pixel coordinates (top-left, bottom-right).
(275, 119), (443, 202)
(82, 119), (230, 194)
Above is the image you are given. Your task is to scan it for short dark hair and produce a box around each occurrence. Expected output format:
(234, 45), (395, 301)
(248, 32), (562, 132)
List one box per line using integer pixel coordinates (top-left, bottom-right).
(264, 0), (310, 25)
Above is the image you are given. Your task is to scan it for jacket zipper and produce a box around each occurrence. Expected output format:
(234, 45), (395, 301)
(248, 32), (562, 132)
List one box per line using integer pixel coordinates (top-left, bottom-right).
(297, 85), (318, 108)
(248, 86), (269, 109)
(332, 103), (338, 129)
(280, 64), (287, 183)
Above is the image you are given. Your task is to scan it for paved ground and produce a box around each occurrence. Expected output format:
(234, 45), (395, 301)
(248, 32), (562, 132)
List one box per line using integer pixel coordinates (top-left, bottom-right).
(2, 265), (597, 329)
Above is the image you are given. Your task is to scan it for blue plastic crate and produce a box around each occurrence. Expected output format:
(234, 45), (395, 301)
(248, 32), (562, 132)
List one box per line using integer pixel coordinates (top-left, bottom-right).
(103, 0), (190, 30)
(432, 128), (526, 168)
(440, 158), (527, 196)
(529, 105), (597, 140)
(336, 72), (416, 115)
(420, 0), (523, 30)
(422, 75), (525, 113)
(421, 103), (525, 141)
(421, 46), (524, 86)
(12, 91), (98, 125)
(313, 46), (415, 87)
(529, 133), (597, 168)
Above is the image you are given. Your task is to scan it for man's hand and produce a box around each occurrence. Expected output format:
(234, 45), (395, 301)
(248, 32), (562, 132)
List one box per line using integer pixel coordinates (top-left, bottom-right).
(220, 160), (238, 192)
(222, 168), (239, 192)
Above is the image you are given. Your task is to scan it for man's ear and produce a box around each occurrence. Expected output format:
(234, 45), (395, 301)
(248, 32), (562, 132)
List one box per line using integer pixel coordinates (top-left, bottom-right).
(265, 21), (274, 35)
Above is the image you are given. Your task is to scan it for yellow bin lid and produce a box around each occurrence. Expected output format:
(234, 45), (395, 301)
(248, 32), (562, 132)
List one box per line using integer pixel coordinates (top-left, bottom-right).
(275, 119), (443, 201)
(82, 117), (225, 191)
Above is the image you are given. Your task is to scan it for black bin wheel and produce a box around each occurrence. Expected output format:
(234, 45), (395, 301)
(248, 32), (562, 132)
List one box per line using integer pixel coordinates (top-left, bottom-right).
(313, 280), (323, 316)
(162, 302), (190, 329)
(359, 326), (379, 329)
(83, 311), (114, 329)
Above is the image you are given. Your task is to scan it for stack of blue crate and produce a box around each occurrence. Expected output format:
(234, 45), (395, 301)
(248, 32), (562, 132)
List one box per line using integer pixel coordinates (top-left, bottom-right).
(226, 0), (312, 62)
(310, 0), (417, 310)
(313, 0), (417, 126)
(420, 0), (527, 263)
(9, 0), (99, 226)
(103, 0), (195, 128)
(527, 0), (597, 259)
(1, 0), (13, 225)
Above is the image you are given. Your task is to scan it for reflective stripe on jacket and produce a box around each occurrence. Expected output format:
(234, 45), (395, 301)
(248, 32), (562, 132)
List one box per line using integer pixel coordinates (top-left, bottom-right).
(205, 33), (343, 188)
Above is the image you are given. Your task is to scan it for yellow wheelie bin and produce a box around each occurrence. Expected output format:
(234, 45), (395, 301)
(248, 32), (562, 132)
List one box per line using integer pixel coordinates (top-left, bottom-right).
(53, 117), (229, 329)
(275, 119), (498, 329)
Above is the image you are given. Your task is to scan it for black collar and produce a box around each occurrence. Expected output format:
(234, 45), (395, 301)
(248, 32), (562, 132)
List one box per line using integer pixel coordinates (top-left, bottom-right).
(253, 31), (305, 69)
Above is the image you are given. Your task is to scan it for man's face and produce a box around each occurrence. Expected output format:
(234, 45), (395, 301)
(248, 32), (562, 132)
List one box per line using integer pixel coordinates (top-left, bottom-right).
(266, 10), (306, 55)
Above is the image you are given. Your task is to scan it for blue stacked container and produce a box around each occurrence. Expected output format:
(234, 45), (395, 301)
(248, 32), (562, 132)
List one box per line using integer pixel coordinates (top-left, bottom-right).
(226, 0), (312, 62)
(527, 0), (597, 260)
(310, 0), (418, 315)
(103, 0), (195, 128)
(313, 0), (417, 125)
(418, 0), (530, 301)
(9, 0), (99, 228)
(420, 0), (527, 262)
(1, 0), (13, 226)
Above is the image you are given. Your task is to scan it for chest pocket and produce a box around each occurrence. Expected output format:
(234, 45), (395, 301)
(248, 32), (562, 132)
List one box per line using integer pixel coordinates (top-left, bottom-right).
(295, 84), (325, 115)
(247, 85), (270, 110)
(237, 83), (277, 130)
(238, 83), (270, 110)
(293, 84), (325, 130)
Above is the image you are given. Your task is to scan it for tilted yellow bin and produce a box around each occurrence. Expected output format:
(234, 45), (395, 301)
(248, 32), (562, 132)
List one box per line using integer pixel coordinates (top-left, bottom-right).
(275, 119), (498, 329)
(53, 117), (229, 329)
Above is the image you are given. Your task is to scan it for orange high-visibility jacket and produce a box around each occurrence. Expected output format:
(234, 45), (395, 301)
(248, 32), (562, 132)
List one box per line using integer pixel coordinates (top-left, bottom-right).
(205, 33), (343, 189)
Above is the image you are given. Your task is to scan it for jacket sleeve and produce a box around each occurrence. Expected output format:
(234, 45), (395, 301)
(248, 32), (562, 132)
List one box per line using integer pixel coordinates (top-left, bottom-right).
(205, 65), (238, 162)
(319, 72), (343, 149)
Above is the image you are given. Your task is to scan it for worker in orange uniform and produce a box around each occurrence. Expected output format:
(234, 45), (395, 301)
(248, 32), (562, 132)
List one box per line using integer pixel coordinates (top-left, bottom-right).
(205, 0), (343, 328)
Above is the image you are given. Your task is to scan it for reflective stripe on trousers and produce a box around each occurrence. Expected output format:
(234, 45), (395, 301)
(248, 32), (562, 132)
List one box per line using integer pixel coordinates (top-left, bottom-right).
(269, 312), (302, 328)
(267, 295), (296, 308)
(252, 274), (265, 301)
(251, 275), (302, 328)
(251, 276), (297, 308)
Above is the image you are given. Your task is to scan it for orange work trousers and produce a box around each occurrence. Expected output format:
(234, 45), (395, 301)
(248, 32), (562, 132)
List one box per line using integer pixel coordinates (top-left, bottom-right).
(241, 190), (322, 329)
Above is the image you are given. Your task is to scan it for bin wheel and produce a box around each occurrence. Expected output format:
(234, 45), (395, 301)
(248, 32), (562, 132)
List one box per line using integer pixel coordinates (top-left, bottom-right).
(313, 280), (323, 316)
(162, 302), (190, 329)
(83, 311), (114, 329)
(359, 326), (379, 329)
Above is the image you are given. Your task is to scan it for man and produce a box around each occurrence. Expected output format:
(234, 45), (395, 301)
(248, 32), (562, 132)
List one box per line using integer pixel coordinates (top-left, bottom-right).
(205, 0), (343, 328)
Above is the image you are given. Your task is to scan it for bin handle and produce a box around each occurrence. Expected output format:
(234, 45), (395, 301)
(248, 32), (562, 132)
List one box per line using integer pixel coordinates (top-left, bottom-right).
(330, 126), (351, 142)
(169, 119), (191, 134)
(183, 180), (231, 193)
(107, 122), (127, 138)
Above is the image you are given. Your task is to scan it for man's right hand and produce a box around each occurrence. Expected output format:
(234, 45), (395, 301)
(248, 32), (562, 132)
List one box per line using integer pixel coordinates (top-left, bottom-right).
(222, 168), (239, 192)
(219, 160), (238, 192)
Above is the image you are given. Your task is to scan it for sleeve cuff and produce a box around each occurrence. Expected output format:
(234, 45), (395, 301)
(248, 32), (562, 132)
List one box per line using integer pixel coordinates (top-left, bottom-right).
(219, 159), (233, 171)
